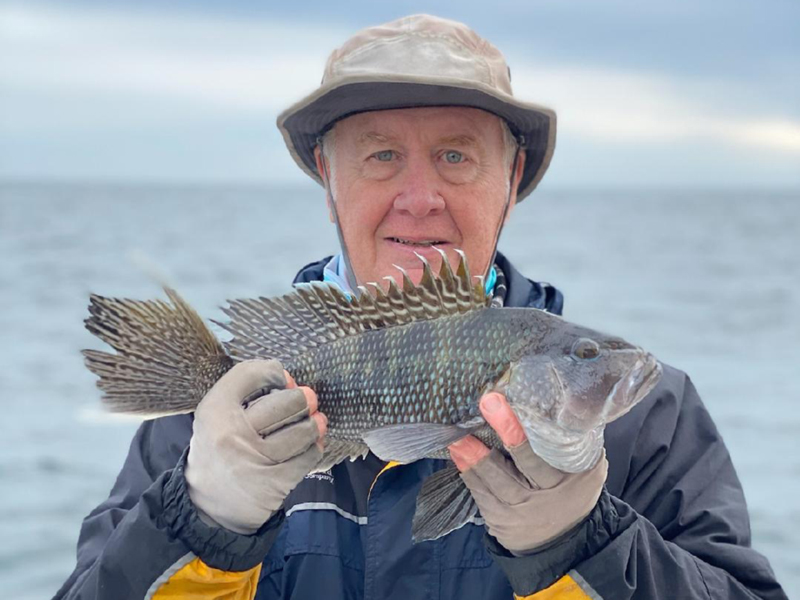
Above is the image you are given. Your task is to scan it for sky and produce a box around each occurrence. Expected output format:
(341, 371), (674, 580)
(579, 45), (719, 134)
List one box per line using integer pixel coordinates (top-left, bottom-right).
(0, 0), (798, 189)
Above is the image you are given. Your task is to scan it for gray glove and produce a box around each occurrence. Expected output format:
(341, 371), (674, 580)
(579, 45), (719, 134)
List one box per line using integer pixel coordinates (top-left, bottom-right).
(185, 359), (326, 534)
(449, 392), (607, 555)
(461, 444), (607, 554)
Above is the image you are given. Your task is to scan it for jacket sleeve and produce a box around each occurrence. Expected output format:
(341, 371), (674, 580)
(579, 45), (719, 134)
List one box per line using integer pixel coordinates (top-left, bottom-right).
(53, 416), (283, 600)
(486, 367), (787, 600)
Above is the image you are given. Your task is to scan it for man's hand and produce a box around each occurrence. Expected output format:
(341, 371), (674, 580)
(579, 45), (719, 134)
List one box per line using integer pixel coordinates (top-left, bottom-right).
(185, 359), (326, 534)
(448, 393), (607, 555)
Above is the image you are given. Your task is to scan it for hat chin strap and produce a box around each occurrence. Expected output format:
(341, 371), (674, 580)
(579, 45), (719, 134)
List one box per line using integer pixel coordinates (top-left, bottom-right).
(318, 139), (362, 293)
(317, 137), (523, 294)
(487, 139), (523, 283)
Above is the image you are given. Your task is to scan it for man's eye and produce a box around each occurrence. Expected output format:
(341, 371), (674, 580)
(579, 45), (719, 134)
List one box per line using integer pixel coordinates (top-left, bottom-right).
(374, 150), (394, 162)
(443, 150), (464, 164)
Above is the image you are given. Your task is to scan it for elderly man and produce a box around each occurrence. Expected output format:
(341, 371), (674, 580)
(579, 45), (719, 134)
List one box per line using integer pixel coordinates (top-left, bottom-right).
(56, 14), (785, 600)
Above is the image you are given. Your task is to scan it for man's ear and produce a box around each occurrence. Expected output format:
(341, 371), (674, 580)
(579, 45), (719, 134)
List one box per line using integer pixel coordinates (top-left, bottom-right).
(505, 150), (526, 223)
(314, 145), (335, 224)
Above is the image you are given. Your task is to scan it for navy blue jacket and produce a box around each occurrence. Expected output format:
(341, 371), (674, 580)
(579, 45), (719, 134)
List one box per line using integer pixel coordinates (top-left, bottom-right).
(54, 253), (786, 599)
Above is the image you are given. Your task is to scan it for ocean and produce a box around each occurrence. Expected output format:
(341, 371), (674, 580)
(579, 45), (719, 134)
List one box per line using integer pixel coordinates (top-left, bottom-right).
(0, 182), (797, 598)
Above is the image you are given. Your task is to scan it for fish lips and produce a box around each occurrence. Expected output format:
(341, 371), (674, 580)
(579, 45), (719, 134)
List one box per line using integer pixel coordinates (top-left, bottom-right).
(555, 351), (662, 433)
(609, 352), (662, 418)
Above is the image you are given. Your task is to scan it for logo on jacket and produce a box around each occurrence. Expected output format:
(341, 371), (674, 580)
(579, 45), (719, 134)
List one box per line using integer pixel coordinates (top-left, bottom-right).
(304, 469), (334, 484)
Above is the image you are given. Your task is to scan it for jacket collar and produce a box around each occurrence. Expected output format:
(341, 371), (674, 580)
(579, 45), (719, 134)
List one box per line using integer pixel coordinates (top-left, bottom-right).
(292, 250), (563, 315)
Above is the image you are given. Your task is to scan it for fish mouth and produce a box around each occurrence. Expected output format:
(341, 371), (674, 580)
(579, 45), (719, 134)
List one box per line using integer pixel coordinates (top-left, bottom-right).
(627, 353), (662, 403)
(608, 352), (662, 419)
(637, 354), (662, 397)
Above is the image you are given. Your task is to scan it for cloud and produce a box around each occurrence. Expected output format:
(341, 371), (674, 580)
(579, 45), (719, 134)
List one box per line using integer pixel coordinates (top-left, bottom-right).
(731, 120), (800, 152)
(0, 3), (343, 114)
(509, 62), (800, 155)
(0, 3), (798, 185)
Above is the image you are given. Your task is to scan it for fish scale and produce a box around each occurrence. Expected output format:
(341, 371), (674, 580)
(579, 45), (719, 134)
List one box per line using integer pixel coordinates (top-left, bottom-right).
(82, 251), (661, 543)
(285, 312), (513, 439)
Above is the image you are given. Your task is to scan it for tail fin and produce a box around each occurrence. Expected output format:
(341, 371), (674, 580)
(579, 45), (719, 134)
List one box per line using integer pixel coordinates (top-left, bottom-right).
(83, 287), (233, 417)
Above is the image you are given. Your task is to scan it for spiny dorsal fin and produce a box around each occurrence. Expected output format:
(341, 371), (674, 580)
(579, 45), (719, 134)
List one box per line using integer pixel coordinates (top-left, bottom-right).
(415, 253), (446, 319)
(433, 247), (459, 314)
(453, 249), (477, 312)
(223, 251), (490, 363)
(355, 285), (385, 330)
(384, 277), (415, 326)
(367, 282), (396, 326)
(393, 265), (428, 322)
(309, 282), (363, 336)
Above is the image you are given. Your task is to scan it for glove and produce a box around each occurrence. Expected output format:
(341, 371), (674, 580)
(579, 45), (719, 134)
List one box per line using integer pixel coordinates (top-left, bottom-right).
(449, 393), (607, 554)
(185, 359), (326, 534)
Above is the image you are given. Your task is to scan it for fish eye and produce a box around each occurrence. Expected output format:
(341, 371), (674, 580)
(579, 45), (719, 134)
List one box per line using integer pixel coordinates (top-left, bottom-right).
(573, 338), (600, 360)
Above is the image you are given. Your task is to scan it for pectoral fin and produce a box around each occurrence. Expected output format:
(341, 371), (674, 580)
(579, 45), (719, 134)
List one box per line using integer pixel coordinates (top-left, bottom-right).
(361, 423), (478, 463)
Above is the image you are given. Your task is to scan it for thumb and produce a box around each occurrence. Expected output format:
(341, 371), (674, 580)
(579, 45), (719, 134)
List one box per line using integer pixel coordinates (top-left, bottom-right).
(480, 393), (526, 448)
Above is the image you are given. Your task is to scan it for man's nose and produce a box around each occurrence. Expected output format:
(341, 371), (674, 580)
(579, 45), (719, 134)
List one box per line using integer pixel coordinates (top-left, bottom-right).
(392, 157), (446, 218)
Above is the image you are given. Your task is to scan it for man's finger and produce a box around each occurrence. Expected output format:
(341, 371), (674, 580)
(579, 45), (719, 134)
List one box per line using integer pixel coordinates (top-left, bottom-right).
(312, 411), (328, 438)
(257, 415), (322, 463)
(282, 374), (319, 414)
(245, 388), (309, 435)
(283, 370), (297, 388)
(313, 412), (328, 451)
(217, 360), (287, 405)
(461, 449), (534, 505)
(448, 435), (490, 472)
(479, 393), (526, 448)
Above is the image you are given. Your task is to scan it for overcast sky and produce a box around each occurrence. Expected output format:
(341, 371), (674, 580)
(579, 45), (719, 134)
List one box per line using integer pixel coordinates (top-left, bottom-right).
(1, 0), (798, 188)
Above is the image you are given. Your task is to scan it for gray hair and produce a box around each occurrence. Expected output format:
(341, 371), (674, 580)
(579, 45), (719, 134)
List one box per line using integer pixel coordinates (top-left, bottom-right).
(319, 116), (520, 192)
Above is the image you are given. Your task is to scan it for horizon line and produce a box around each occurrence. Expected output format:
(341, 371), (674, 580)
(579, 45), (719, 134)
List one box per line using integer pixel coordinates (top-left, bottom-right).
(1, 177), (798, 195)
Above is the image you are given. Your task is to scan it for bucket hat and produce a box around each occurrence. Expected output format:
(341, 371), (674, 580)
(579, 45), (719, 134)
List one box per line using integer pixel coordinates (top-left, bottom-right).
(277, 14), (556, 202)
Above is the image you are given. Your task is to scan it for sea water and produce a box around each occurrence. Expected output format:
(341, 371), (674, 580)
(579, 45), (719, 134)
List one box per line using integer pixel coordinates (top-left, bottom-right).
(0, 183), (797, 598)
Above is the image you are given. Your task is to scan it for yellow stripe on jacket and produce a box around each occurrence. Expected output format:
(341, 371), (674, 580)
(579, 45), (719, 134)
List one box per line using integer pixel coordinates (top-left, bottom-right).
(151, 557), (261, 600)
(369, 460), (401, 496)
(150, 460), (403, 599)
(514, 574), (593, 600)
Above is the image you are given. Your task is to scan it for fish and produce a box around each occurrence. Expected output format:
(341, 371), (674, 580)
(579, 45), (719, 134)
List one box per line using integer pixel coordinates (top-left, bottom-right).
(82, 250), (662, 542)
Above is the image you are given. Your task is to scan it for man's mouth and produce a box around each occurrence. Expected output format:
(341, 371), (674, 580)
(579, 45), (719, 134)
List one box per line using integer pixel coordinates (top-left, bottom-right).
(387, 237), (448, 247)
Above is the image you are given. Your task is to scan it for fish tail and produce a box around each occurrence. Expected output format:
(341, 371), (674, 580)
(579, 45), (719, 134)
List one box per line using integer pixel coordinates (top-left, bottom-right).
(83, 287), (233, 417)
(412, 465), (478, 543)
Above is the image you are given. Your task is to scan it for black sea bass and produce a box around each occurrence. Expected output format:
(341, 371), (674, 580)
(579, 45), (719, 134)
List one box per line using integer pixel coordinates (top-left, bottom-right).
(83, 251), (661, 541)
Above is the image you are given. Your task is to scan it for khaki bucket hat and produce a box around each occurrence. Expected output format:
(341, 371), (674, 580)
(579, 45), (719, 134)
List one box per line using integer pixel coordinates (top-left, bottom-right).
(277, 14), (557, 202)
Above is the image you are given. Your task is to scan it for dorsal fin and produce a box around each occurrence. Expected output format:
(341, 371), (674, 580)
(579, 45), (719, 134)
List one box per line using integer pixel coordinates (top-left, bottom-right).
(393, 265), (428, 322)
(453, 249), (477, 312)
(415, 254), (446, 319)
(384, 277), (414, 326)
(223, 251), (490, 363)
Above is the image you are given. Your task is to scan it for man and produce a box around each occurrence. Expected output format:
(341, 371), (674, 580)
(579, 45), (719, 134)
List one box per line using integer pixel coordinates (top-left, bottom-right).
(56, 14), (786, 600)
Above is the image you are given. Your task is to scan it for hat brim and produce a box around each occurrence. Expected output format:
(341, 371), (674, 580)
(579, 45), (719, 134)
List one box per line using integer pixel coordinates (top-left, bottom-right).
(277, 75), (556, 202)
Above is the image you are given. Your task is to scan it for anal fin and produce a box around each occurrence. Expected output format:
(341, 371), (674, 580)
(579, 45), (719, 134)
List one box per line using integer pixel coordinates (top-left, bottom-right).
(412, 465), (478, 542)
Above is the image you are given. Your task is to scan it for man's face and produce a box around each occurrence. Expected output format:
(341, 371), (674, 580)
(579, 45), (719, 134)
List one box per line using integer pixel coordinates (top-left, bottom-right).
(314, 107), (524, 287)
